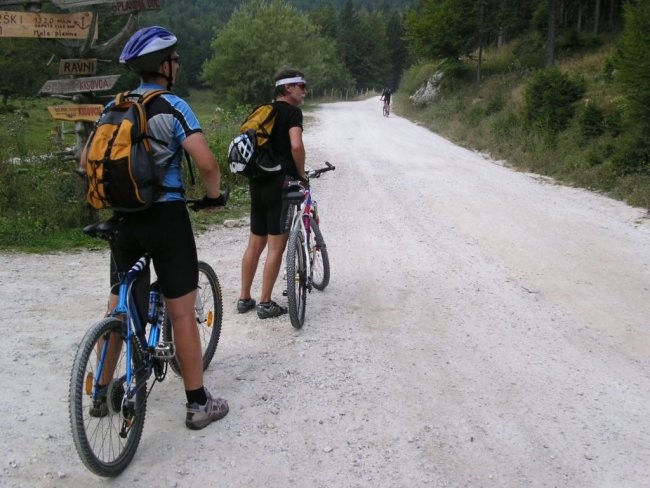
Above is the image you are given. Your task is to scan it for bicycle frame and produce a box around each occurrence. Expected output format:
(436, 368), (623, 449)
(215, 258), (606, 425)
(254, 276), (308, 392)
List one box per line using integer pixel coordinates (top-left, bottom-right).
(92, 255), (164, 431)
(289, 187), (318, 290)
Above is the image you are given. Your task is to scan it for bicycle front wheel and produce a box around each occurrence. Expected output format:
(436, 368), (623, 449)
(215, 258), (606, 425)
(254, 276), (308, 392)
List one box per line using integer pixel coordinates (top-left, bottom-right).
(69, 318), (147, 477)
(310, 219), (330, 291)
(164, 261), (223, 376)
(286, 225), (307, 329)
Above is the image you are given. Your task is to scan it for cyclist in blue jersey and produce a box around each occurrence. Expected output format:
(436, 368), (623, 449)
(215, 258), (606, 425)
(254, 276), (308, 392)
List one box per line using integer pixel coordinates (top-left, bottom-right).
(80, 26), (229, 430)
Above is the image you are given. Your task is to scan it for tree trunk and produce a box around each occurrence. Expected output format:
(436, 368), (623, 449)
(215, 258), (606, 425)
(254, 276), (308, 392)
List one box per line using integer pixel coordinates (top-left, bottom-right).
(546, 0), (557, 67)
(577, 0), (584, 32)
(608, 0), (617, 31)
(477, 0), (485, 84)
(594, 0), (601, 34)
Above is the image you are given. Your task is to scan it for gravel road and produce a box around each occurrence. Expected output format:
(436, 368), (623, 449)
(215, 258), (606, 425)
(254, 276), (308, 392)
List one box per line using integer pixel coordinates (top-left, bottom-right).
(1, 96), (649, 487)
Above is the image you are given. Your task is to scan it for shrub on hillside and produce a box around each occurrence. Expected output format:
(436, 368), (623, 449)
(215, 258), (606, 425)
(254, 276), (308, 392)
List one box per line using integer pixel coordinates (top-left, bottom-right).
(579, 102), (605, 139)
(610, 127), (650, 176)
(615, 0), (650, 132)
(523, 67), (586, 134)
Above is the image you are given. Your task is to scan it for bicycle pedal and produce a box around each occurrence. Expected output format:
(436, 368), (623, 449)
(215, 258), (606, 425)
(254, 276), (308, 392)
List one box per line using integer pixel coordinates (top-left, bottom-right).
(154, 341), (175, 359)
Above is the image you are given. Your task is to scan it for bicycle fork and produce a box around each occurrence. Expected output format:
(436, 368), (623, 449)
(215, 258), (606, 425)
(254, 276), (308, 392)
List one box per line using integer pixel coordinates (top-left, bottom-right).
(302, 218), (315, 293)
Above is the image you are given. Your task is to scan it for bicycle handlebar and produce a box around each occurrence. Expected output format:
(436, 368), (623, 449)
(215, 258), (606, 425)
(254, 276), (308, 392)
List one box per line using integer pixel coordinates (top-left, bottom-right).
(307, 161), (336, 179)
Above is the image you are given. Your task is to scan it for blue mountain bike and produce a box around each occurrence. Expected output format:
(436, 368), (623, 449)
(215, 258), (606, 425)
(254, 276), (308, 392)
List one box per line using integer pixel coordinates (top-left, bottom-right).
(69, 201), (224, 476)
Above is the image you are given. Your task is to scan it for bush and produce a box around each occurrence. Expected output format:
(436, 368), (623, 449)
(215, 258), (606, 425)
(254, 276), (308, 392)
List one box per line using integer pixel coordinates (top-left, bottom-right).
(523, 67), (586, 134)
(579, 102), (605, 139)
(490, 111), (520, 139)
(610, 127), (650, 176)
(615, 0), (650, 131)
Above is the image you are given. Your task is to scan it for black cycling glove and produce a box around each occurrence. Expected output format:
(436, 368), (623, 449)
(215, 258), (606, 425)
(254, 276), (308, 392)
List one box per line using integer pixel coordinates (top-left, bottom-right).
(191, 194), (227, 211)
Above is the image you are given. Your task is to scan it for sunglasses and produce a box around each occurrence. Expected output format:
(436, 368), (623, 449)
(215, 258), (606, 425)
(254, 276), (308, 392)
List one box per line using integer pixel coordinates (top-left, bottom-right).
(294, 82), (307, 90)
(170, 56), (181, 65)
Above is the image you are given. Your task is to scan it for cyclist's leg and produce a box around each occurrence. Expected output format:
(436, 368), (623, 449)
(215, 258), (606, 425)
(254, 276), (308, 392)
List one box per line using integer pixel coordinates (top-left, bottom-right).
(254, 175), (289, 307)
(240, 232), (267, 301)
(148, 202), (228, 425)
(165, 291), (203, 389)
(148, 203), (200, 390)
(260, 233), (288, 303)
(239, 179), (269, 303)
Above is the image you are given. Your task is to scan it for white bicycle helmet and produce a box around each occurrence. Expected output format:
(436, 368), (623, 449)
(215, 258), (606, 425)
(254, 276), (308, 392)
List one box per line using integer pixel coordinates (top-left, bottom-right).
(228, 130), (257, 174)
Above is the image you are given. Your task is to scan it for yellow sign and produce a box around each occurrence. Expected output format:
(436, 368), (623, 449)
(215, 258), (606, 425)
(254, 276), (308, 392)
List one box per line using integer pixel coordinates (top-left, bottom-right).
(0, 11), (97, 40)
(48, 104), (103, 122)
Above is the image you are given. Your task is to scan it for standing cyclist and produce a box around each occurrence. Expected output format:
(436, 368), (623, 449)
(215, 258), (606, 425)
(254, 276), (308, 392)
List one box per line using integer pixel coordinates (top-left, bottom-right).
(237, 67), (308, 319)
(80, 26), (229, 430)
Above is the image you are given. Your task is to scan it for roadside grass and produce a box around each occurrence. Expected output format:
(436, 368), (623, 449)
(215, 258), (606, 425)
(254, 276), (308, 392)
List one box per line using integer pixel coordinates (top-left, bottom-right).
(398, 40), (650, 210)
(0, 89), (249, 252)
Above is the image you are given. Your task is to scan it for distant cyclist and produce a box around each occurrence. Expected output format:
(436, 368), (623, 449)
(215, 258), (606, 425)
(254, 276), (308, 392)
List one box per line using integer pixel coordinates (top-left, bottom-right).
(380, 87), (392, 116)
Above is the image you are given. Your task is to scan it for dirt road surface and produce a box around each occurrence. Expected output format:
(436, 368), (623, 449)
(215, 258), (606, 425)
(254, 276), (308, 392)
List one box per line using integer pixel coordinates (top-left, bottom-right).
(1, 97), (649, 487)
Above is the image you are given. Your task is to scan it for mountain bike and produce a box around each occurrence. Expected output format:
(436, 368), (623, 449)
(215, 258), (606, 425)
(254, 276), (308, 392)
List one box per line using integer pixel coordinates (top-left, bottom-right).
(382, 99), (390, 117)
(69, 199), (225, 477)
(284, 162), (336, 329)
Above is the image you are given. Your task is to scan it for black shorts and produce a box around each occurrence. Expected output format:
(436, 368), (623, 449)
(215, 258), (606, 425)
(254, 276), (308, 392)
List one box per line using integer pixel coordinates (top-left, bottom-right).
(109, 201), (198, 300)
(249, 174), (292, 236)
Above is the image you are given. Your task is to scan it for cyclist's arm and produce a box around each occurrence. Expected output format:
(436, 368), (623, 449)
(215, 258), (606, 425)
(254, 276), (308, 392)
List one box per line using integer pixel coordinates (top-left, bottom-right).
(182, 132), (221, 199)
(289, 126), (307, 180)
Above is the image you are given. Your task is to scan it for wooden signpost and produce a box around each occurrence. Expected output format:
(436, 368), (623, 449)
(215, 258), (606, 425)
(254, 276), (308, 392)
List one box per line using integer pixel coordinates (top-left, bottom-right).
(40, 74), (120, 94)
(48, 104), (103, 122)
(50, 0), (162, 13)
(0, 11), (97, 40)
(111, 0), (162, 15)
(52, 0), (122, 7)
(2, 0), (163, 178)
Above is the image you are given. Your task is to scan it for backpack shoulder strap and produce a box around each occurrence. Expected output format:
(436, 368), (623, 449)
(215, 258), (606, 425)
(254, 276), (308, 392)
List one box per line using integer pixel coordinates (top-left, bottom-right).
(141, 89), (171, 105)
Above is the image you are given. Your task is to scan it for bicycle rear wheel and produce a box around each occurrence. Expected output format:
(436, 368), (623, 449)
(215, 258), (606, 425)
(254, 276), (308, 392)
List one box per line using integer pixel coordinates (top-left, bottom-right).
(69, 317), (147, 477)
(310, 219), (330, 290)
(286, 225), (307, 329)
(163, 261), (223, 376)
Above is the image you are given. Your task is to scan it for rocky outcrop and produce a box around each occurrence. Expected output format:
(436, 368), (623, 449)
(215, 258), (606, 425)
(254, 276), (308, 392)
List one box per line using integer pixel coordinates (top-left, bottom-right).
(409, 71), (444, 106)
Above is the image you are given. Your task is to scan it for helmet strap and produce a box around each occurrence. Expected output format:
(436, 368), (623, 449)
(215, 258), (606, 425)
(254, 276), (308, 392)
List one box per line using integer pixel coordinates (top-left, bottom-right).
(163, 58), (174, 90)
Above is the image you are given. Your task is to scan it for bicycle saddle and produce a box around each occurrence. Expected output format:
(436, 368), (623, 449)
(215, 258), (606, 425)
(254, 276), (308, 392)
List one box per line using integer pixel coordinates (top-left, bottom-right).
(82, 218), (120, 239)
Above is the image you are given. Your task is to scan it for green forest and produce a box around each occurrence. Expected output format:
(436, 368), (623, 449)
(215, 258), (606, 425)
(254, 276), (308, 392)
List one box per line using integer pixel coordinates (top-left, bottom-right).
(0, 0), (648, 250)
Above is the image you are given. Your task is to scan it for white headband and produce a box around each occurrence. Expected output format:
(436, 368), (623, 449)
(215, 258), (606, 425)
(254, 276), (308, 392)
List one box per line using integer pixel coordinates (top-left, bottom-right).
(275, 76), (306, 86)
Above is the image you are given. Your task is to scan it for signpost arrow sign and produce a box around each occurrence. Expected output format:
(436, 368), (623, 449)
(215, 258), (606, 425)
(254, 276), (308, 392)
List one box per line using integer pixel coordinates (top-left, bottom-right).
(48, 104), (104, 122)
(40, 75), (120, 94)
(0, 11), (98, 40)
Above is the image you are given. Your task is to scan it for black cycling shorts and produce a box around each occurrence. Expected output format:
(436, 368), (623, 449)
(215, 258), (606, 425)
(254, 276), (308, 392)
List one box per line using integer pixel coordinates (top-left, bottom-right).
(109, 201), (198, 300)
(249, 174), (292, 236)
